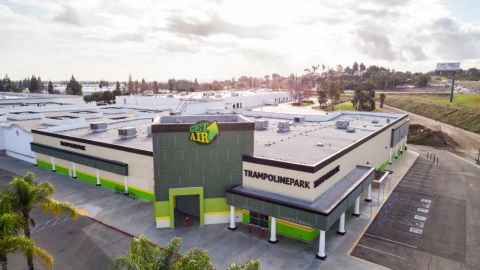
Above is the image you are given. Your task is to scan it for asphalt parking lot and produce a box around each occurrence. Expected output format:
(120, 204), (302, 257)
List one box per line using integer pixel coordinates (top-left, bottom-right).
(351, 151), (478, 270)
(0, 168), (133, 270)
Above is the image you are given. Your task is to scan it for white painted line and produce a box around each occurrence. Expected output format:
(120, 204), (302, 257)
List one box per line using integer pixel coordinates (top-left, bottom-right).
(421, 199), (432, 203)
(414, 215), (427, 221)
(423, 203), (431, 209)
(417, 208), (429, 214)
(357, 244), (407, 260)
(364, 233), (418, 249)
(409, 227), (423, 234)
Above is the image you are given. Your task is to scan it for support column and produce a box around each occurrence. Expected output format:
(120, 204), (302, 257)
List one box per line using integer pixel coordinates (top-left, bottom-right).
(395, 143), (399, 159)
(389, 147), (393, 164)
(365, 184), (372, 202)
(337, 212), (346, 235)
(269, 217), (278, 244)
(51, 157), (56, 172)
(123, 176), (129, 195)
(400, 137), (404, 153)
(316, 230), (326, 260)
(353, 197), (360, 217)
(71, 162), (76, 178)
(228, 205), (237, 231)
(96, 168), (101, 186)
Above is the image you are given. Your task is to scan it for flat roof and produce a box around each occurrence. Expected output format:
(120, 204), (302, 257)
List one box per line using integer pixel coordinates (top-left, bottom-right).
(249, 113), (400, 165)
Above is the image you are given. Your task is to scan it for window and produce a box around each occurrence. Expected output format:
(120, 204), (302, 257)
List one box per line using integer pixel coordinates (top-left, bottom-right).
(249, 211), (269, 228)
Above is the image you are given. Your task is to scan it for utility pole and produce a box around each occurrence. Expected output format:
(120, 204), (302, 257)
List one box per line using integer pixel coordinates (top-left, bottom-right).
(450, 71), (455, 103)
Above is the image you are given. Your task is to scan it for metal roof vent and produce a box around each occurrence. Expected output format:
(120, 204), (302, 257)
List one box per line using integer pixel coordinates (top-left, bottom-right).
(147, 126), (152, 137)
(255, 120), (269, 130)
(90, 122), (107, 133)
(277, 121), (290, 133)
(372, 119), (379, 124)
(336, 120), (349, 129)
(316, 142), (324, 147)
(118, 127), (137, 139)
(386, 118), (391, 123)
(346, 127), (356, 133)
(294, 116), (305, 124)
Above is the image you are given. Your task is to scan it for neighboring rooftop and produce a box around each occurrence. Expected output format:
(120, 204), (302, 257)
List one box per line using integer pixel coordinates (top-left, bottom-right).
(248, 112), (401, 165)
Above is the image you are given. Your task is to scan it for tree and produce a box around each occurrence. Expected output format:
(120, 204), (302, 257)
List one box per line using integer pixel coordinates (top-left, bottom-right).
(29, 76), (39, 92)
(0, 198), (53, 270)
(127, 75), (134, 93)
(116, 81), (121, 91)
(193, 78), (199, 91)
(414, 74), (429, 87)
(111, 236), (260, 270)
(101, 91), (114, 103)
(359, 63), (366, 72)
(47, 81), (54, 94)
(140, 78), (148, 92)
(379, 93), (386, 108)
(317, 83), (328, 107)
(352, 62), (359, 72)
(352, 82), (376, 111)
(152, 81), (159, 94)
(167, 79), (176, 92)
(66, 75), (82, 95)
(4, 173), (78, 270)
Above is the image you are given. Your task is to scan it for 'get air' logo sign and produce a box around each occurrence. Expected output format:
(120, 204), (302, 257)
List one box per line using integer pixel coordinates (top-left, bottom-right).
(189, 120), (219, 145)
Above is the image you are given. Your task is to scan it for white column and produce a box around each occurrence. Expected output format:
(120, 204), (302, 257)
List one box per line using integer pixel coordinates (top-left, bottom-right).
(365, 184), (372, 202)
(123, 176), (129, 194)
(353, 196), (360, 217)
(71, 162), (76, 178)
(269, 217), (278, 244)
(389, 147), (393, 164)
(51, 157), (56, 172)
(96, 168), (101, 186)
(337, 212), (346, 235)
(395, 143), (399, 158)
(316, 230), (326, 260)
(228, 205), (236, 231)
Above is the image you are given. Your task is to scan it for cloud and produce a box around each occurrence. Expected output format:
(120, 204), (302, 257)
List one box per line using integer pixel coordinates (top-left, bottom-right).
(165, 13), (277, 39)
(109, 32), (145, 42)
(430, 17), (480, 59)
(158, 40), (197, 53)
(52, 5), (82, 27)
(354, 29), (397, 60)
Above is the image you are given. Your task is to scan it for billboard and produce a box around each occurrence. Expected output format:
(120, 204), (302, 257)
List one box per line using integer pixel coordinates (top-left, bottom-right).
(436, 62), (460, 71)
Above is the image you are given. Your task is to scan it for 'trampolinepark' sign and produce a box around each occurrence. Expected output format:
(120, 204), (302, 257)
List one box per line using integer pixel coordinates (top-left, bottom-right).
(189, 120), (219, 145)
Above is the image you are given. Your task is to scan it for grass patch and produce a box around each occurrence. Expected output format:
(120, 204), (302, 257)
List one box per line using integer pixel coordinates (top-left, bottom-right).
(383, 93), (480, 133)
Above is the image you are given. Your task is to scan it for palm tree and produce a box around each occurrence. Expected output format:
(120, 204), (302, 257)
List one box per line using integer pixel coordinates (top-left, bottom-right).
(0, 194), (53, 270)
(111, 236), (213, 270)
(4, 172), (78, 270)
(226, 260), (261, 270)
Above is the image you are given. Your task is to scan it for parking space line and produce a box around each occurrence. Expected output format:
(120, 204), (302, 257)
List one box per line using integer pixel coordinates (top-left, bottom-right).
(356, 244), (407, 260)
(364, 233), (418, 249)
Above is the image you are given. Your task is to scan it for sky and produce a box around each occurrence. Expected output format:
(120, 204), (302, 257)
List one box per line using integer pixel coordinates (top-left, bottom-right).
(0, 0), (479, 81)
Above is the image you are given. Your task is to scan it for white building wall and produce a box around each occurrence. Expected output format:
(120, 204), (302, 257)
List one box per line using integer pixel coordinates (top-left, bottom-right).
(1, 125), (35, 163)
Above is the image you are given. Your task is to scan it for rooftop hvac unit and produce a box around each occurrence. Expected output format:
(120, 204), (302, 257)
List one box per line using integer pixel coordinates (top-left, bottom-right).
(336, 120), (349, 129)
(147, 126), (152, 137)
(118, 127), (137, 139)
(255, 120), (269, 130)
(293, 116), (305, 124)
(170, 111), (182, 116)
(371, 119), (379, 124)
(346, 127), (356, 133)
(90, 122), (107, 133)
(277, 121), (290, 133)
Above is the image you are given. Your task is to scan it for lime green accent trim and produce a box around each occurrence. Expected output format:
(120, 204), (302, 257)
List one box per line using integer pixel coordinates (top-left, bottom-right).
(204, 197), (229, 213)
(37, 159), (52, 170)
(76, 171), (98, 185)
(56, 164), (69, 176)
(168, 187), (204, 228)
(154, 201), (169, 217)
(242, 210), (250, 224)
(273, 220), (319, 242)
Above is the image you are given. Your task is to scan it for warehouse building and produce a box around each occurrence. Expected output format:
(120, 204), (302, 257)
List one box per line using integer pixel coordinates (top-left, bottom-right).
(24, 105), (408, 259)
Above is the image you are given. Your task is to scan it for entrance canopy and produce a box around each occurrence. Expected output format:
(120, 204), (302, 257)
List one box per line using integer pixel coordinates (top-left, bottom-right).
(226, 166), (375, 231)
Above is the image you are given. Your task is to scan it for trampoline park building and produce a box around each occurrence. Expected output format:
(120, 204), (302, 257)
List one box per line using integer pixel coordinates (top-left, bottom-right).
(28, 109), (409, 259)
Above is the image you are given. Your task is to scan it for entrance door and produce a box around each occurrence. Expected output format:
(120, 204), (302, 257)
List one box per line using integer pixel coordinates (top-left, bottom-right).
(249, 211), (269, 228)
(174, 194), (200, 227)
(168, 187), (204, 229)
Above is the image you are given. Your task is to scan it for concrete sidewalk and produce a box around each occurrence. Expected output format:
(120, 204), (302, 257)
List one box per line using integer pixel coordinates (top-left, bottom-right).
(0, 151), (417, 270)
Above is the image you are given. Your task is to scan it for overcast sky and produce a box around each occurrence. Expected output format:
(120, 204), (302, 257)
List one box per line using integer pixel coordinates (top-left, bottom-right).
(0, 0), (479, 81)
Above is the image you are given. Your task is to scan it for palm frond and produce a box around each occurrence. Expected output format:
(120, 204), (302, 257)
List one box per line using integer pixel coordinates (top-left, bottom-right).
(40, 198), (78, 219)
(110, 255), (141, 270)
(157, 237), (181, 269)
(33, 246), (54, 270)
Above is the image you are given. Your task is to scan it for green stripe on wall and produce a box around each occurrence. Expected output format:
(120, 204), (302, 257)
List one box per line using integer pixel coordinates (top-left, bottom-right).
(36, 159), (154, 201)
(275, 221), (319, 242)
(37, 159), (52, 170)
(154, 201), (169, 217)
(205, 197), (229, 213)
